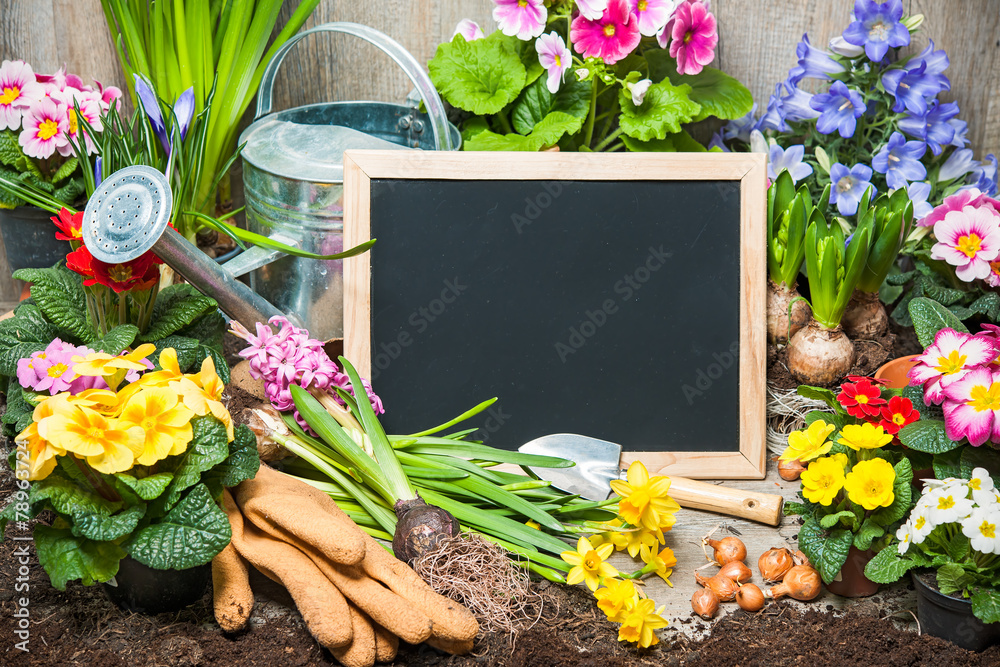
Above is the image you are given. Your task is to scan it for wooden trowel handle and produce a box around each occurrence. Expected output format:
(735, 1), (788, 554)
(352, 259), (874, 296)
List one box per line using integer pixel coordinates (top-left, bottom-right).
(669, 477), (783, 526)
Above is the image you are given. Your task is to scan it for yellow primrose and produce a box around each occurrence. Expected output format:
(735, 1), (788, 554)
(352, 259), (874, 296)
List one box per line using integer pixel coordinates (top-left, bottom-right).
(72, 343), (157, 377)
(844, 458), (896, 510)
(66, 389), (120, 415)
(561, 536), (619, 592)
(800, 455), (847, 506)
(639, 544), (677, 587)
(38, 406), (143, 474)
(617, 597), (668, 648)
(119, 387), (195, 465)
(610, 461), (681, 532)
(170, 376), (234, 441)
(594, 578), (637, 622)
(781, 420), (835, 462)
(14, 396), (68, 480)
(838, 422), (893, 451)
(133, 348), (185, 389)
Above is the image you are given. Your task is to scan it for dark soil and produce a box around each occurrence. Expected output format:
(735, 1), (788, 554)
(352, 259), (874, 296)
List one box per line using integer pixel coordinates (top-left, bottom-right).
(767, 328), (895, 390)
(890, 319), (923, 358)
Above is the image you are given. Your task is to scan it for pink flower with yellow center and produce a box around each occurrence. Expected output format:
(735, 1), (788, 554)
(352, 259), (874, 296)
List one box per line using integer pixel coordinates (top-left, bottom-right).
(0, 60), (44, 131)
(535, 32), (572, 93)
(666, 0), (718, 75)
(18, 97), (68, 159)
(493, 0), (547, 41)
(571, 0), (641, 65)
(930, 204), (1000, 283)
(942, 366), (1000, 447)
(909, 328), (997, 405)
(52, 87), (103, 156)
(628, 0), (676, 37)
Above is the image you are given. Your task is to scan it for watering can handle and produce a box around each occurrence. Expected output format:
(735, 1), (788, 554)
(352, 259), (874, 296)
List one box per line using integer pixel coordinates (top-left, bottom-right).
(256, 22), (454, 151)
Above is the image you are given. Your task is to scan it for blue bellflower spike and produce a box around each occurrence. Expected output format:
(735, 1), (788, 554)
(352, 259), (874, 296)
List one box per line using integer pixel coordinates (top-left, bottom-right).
(134, 74), (170, 154)
(841, 0), (909, 63)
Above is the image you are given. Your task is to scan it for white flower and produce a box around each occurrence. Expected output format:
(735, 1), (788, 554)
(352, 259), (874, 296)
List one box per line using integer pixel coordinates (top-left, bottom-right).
(910, 511), (935, 544)
(962, 506), (1000, 555)
(627, 79), (652, 106)
(896, 521), (913, 555)
(451, 19), (485, 41)
(969, 467), (996, 507)
(828, 35), (865, 58)
(925, 487), (975, 526)
(575, 68), (591, 82)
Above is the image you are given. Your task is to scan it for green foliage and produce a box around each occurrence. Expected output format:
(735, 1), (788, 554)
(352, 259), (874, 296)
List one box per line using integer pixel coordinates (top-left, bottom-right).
(972, 590), (1000, 623)
(898, 419), (962, 454)
(803, 214), (871, 328)
(429, 33), (527, 116)
(139, 284), (218, 343)
(798, 517), (853, 584)
(12, 266), (95, 344)
(157, 416), (231, 512)
(34, 524), (126, 590)
(908, 296), (969, 348)
(664, 65), (753, 122)
(93, 325), (139, 355)
(863, 543), (927, 583)
(618, 79), (700, 141)
(511, 75), (591, 135)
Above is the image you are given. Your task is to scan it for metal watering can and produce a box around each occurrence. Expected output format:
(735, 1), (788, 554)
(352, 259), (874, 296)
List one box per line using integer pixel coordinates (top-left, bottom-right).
(80, 23), (459, 337)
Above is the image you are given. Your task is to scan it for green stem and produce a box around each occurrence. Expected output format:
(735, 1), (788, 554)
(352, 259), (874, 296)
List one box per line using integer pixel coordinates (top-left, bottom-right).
(594, 128), (623, 152)
(583, 81), (600, 147)
(495, 110), (514, 135)
(72, 457), (121, 503)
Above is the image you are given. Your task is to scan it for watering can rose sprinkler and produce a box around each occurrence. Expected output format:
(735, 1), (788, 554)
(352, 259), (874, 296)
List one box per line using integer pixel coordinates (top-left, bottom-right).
(80, 164), (373, 332)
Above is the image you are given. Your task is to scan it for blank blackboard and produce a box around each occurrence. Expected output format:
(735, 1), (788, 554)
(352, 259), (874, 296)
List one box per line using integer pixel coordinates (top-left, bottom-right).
(344, 152), (767, 479)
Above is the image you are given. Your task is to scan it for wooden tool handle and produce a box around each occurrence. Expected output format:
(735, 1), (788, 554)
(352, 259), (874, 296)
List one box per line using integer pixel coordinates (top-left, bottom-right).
(668, 477), (783, 526)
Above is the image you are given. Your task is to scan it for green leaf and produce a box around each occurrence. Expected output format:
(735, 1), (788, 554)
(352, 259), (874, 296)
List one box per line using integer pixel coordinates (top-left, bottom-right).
(797, 517), (854, 584)
(126, 483), (231, 569)
(464, 111), (581, 151)
(864, 543), (921, 583)
(33, 524), (125, 590)
(93, 325), (139, 354)
(946, 531), (971, 562)
(922, 282), (967, 307)
(968, 292), (1000, 321)
(52, 178), (84, 207)
(854, 518), (886, 550)
(139, 284), (218, 343)
(114, 472), (174, 500)
(937, 562), (972, 596)
(796, 385), (840, 410)
(0, 130), (25, 166)
(934, 447), (964, 480)
(511, 74), (591, 135)
(783, 501), (809, 516)
(0, 302), (60, 345)
(71, 503), (146, 541)
(618, 79), (700, 141)
(29, 475), (122, 518)
(972, 589), (1000, 624)
(820, 510), (857, 529)
(151, 335), (202, 372)
(202, 424), (260, 489)
(158, 416), (230, 511)
(11, 266), (95, 343)
(621, 134), (675, 152)
(50, 157), (79, 184)
(665, 66), (753, 121)
(909, 296), (969, 348)
(898, 419), (963, 454)
(428, 33), (526, 115)
(176, 309), (226, 354)
(0, 342), (47, 379)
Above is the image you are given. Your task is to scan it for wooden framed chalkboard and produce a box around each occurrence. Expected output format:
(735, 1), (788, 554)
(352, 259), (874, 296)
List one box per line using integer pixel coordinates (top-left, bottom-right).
(343, 152), (767, 479)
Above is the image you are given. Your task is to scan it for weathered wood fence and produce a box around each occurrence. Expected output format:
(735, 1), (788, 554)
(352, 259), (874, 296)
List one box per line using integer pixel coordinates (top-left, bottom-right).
(1, 0), (997, 300)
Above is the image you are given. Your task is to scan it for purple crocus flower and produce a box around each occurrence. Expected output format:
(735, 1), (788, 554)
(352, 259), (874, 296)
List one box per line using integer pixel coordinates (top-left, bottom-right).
(787, 34), (844, 82)
(756, 85), (790, 133)
(881, 62), (945, 115)
(872, 131), (927, 190)
(829, 162), (875, 216)
(767, 144), (813, 184)
(905, 181), (934, 221)
(780, 80), (819, 122)
(898, 100), (959, 156)
(810, 80), (865, 138)
(841, 0), (909, 62)
(722, 103), (757, 143)
(134, 75), (170, 153)
(173, 88), (195, 141)
(939, 148), (979, 183)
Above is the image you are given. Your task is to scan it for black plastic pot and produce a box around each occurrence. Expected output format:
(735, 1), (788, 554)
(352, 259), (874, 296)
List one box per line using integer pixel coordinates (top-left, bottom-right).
(0, 206), (70, 272)
(103, 557), (211, 614)
(912, 571), (1000, 651)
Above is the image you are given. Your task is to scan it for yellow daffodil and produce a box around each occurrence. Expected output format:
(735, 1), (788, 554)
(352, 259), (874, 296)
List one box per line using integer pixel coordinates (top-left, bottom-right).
(38, 406), (143, 474)
(781, 420), (835, 462)
(844, 458), (896, 510)
(597, 519), (663, 558)
(594, 578), (638, 622)
(800, 455), (847, 506)
(119, 387), (195, 465)
(838, 422), (893, 451)
(561, 536), (619, 591)
(639, 544), (677, 587)
(610, 461), (681, 532)
(171, 376), (234, 441)
(617, 597), (668, 648)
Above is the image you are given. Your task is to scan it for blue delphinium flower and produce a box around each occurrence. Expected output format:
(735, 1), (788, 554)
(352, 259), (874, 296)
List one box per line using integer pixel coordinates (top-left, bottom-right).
(939, 148), (979, 183)
(881, 62), (946, 115)
(722, 103), (758, 143)
(841, 0), (909, 62)
(767, 144), (813, 184)
(756, 84), (791, 133)
(898, 100), (959, 156)
(787, 34), (845, 82)
(809, 80), (865, 138)
(904, 181), (933, 221)
(872, 132), (927, 190)
(780, 80), (820, 122)
(829, 162), (875, 216)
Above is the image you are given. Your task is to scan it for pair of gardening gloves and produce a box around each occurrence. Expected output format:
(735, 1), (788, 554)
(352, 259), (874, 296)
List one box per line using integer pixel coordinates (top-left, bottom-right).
(212, 464), (478, 667)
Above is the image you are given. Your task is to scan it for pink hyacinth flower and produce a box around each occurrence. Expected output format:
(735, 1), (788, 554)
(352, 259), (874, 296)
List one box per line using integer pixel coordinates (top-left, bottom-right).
(571, 0), (641, 65)
(536, 32), (572, 93)
(629, 0), (676, 37)
(909, 328), (998, 405)
(0, 60), (44, 131)
(493, 0), (547, 41)
(930, 205), (1000, 283)
(576, 0), (609, 20)
(19, 97), (68, 159)
(452, 19), (485, 41)
(942, 365), (1000, 446)
(667, 0), (718, 75)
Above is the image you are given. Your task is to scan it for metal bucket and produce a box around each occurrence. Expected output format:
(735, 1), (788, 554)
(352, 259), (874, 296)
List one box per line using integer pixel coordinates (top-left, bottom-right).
(240, 22), (460, 340)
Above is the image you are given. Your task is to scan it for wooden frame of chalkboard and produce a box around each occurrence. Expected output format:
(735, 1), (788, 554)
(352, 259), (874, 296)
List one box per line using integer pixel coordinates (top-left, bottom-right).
(343, 151), (767, 479)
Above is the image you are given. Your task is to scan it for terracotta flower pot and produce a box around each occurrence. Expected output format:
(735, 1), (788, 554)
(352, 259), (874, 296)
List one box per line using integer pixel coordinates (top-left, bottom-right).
(912, 571), (1000, 651)
(873, 354), (919, 389)
(825, 546), (879, 598)
(103, 557), (211, 614)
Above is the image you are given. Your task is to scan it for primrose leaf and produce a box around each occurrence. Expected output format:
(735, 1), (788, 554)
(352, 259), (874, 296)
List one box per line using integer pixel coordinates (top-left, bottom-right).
(666, 66), (754, 121)
(428, 33), (526, 116)
(151, 335), (201, 372)
(202, 425), (260, 490)
(114, 472), (174, 500)
(972, 589), (1000, 624)
(465, 111), (580, 151)
(909, 296), (969, 348)
(29, 475), (122, 517)
(864, 544), (921, 583)
(853, 518), (886, 550)
(0, 130), (24, 166)
(157, 416), (230, 511)
(898, 419), (963, 454)
(12, 266), (95, 343)
(798, 518), (853, 584)
(937, 562), (972, 596)
(125, 483), (231, 570)
(71, 503), (146, 542)
(968, 292), (1000, 321)
(51, 157), (79, 184)
(618, 79), (700, 141)
(820, 510), (857, 529)
(933, 447), (964, 480)
(139, 284), (218, 343)
(33, 525), (125, 590)
(511, 75), (591, 135)
(93, 324), (139, 355)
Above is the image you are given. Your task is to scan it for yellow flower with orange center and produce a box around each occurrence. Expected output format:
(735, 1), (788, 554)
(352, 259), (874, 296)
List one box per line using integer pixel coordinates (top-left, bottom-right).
(561, 536), (619, 591)
(639, 544), (677, 587)
(37, 405), (143, 474)
(610, 461), (680, 532)
(594, 578), (638, 622)
(617, 597), (668, 648)
(118, 386), (195, 465)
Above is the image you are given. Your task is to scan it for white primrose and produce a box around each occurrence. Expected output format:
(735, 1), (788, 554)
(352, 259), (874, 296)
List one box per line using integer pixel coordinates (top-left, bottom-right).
(961, 506), (1000, 555)
(924, 486), (975, 525)
(909, 511), (935, 544)
(969, 467), (997, 507)
(896, 521), (913, 555)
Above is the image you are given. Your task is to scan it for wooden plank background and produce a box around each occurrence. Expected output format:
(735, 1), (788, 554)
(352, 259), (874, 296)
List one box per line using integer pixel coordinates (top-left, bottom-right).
(1, 0), (997, 301)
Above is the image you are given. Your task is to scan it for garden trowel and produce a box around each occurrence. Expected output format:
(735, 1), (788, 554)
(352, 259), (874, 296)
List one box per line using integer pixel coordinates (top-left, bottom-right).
(519, 434), (784, 526)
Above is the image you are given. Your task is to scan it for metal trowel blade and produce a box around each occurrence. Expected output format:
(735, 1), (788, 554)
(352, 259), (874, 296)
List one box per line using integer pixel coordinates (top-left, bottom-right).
(518, 433), (622, 501)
